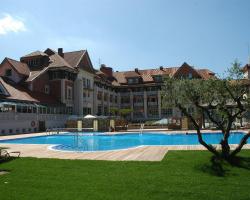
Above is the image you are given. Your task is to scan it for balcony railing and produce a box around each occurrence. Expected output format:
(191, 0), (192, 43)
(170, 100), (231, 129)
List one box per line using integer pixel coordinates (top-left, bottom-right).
(147, 102), (158, 106)
(133, 102), (144, 107)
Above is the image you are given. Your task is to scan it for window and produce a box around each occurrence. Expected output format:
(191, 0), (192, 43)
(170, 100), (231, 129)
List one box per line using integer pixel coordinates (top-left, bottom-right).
(44, 85), (50, 94)
(104, 106), (108, 116)
(153, 75), (162, 82)
(97, 91), (102, 100)
(67, 107), (73, 114)
(127, 78), (139, 84)
(115, 96), (118, 103)
(83, 107), (91, 115)
(67, 87), (72, 100)
(110, 95), (113, 103)
(97, 105), (102, 115)
(86, 79), (91, 88)
(83, 78), (86, 88)
(188, 73), (192, 79)
(104, 93), (108, 101)
(5, 69), (12, 77)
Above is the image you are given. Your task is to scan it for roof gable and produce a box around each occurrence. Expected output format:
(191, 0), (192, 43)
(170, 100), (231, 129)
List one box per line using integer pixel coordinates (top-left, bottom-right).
(63, 50), (86, 68)
(1, 57), (30, 77)
(77, 50), (95, 74)
(173, 62), (202, 79)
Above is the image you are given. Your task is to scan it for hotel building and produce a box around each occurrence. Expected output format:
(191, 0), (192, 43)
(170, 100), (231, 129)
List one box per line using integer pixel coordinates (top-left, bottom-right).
(0, 48), (248, 134)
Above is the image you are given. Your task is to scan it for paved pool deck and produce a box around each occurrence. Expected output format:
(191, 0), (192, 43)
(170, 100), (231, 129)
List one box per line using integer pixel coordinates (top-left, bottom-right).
(0, 130), (249, 161)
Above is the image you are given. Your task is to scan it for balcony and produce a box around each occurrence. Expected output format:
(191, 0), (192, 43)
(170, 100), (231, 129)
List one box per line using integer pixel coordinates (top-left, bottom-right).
(132, 92), (144, 95)
(133, 102), (143, 107)
(83, 86), (93, 91)
(148, 102), (158, 106)
(147, 91), (158, 95)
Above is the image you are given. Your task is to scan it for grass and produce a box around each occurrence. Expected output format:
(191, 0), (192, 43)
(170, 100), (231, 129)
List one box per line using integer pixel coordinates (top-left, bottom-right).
(0, 151), (250, 200)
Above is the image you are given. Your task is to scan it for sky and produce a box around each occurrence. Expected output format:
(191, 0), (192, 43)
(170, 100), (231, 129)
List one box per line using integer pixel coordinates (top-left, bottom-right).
(0, 0), (250, 75)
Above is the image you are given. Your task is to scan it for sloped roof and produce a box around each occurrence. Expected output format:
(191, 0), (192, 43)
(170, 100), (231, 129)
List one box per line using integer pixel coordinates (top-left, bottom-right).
(197, 69), (215, 79)
(48, 53), (75, 70)
(21, 51), (47, 58)
(0, 77), (60, 104)
(64, 50), (86, 68)
(4, 58), (30, 77)
(24, 51), (77, 82)
(101, 63), (215, 86)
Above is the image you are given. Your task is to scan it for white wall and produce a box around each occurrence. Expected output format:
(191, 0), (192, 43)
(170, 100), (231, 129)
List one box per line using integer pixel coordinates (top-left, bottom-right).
(0, 113), (68, 135)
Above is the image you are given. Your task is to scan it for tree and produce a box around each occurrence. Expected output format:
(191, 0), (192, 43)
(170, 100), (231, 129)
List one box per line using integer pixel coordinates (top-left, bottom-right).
(110, 107), (133, 119)
(110, 107), (119, 116)
(119, 108), (133, 119)
(162, 61), (250, 161)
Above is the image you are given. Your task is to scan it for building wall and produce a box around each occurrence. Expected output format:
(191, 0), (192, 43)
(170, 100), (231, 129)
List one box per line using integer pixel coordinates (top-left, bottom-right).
(0, 113), (68, 135)
(73, 69), (95, 115)
(49, 80), (62, 100)
(32, 72), (50, 93)
(93, 83), (119, 116)
(244, 70), (250, 79)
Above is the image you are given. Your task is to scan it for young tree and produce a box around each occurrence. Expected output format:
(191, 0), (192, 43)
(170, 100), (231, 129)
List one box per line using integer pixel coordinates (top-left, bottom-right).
(162, 61), (250, 161)
(119, 108), (133, 119)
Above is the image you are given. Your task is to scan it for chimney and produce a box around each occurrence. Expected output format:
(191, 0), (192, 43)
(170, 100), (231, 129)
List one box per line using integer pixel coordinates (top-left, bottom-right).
(100, 64), (113, 77)
(159, 66), (163, 70)
(58, 48), (64, 57)
(135, 68), (139, 73)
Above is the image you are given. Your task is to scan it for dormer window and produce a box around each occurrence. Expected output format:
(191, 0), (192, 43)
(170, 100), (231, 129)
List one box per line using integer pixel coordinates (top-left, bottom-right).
(188, 73), (192, 79)
(5, 69), (12, 77)
(27, 59), (39, 67)
(153, 75), (162, 82)
(128, 78), (139, 84)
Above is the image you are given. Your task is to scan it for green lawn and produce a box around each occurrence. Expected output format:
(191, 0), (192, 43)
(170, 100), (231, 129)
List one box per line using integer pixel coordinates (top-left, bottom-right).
(0, 151), (250, 200)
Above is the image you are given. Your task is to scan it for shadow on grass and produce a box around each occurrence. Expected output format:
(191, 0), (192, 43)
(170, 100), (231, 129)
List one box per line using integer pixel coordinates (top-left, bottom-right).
(0, 156), (18, 165)
(197, 156), (250, 177)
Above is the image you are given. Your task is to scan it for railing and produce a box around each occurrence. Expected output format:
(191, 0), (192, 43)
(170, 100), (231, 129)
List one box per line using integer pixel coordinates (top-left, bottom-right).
(133, 102), (143, 107)
(139, 123), (144, 134)
(147, 102), (158, 106)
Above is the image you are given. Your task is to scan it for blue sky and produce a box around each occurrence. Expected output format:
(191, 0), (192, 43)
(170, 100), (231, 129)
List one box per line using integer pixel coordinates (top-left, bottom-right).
(0, 0), (250, 75)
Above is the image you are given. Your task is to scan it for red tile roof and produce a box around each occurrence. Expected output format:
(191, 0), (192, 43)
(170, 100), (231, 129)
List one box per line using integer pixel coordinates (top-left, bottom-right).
(102, 63), (215, 86)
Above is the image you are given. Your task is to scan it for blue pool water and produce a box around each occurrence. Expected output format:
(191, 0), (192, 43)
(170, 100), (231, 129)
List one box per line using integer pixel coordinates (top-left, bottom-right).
(0, 132), (248, 151)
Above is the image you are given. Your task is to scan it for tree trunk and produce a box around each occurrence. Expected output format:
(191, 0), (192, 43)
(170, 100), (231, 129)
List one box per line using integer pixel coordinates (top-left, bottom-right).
(176, 104), (220, 157)
(220, 139), (230, 159)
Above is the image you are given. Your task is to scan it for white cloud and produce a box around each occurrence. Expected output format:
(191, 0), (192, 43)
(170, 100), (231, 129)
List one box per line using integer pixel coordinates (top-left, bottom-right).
(0, 14), (26, 35)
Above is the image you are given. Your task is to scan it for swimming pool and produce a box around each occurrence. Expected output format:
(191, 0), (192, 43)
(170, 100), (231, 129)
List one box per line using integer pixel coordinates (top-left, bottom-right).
(0, 132), (248, 151)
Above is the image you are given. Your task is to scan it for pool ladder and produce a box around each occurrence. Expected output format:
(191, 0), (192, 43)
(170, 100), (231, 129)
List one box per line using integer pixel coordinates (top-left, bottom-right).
(140, 123), (144, 134)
